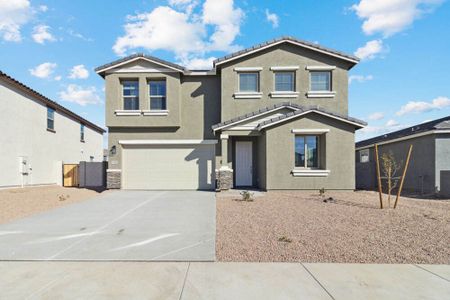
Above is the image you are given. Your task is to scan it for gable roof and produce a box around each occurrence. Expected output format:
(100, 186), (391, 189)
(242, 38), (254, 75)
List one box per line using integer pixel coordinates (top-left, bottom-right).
(356, 116), (450, 149)
(0, 71), (105, 134)
(213, 36), (360, 67)
(95, 53), (187, 77)
(212, 102), (366, 132)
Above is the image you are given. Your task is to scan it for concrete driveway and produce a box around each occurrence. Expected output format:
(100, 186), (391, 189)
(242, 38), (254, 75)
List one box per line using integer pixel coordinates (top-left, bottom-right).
(0, 191), (216, 261)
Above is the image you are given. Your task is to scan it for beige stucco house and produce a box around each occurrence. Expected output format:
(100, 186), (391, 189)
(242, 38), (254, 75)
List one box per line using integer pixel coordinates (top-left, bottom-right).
(96, 37), (366, 191)
(0, 71), (105, 188)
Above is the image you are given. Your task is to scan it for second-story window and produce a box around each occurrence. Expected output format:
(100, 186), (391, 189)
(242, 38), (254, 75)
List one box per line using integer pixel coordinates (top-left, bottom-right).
(80, 124), (85, 142)
(275, 72), (295, 92)
(122, 80), (139, 110)
(47, 107), (55, 131)
(149, 80), (167, 110)
(310, 71), (331, 91)
(239, 72), (259, 92)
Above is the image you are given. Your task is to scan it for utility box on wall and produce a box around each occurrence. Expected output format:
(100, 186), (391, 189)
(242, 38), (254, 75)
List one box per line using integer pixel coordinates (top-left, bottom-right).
(18, 156), (30, 186)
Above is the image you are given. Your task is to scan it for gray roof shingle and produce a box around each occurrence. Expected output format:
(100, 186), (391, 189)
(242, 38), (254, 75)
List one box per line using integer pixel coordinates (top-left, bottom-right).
(212, 102), (366, 131)
(356, 116), (450, 148)
(213, 36), (360, 66)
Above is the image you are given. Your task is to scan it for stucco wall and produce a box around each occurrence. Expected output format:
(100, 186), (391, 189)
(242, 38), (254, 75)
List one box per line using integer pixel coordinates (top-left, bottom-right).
(219, 43), (352, 121)
(0, 81), (103, 187)
(107, 75), (220, 169)
(435, 134), (450, 193)
(264, 113), (356, 190)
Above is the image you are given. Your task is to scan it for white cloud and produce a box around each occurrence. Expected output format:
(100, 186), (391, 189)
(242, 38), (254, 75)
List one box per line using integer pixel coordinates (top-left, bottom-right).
(54, 75), (62, 81)
(182, 56), (216, 70)
(113, 0), (243, 68)
(32, 24), (56, 44)
(39, 5), (48, 12)
(368, 112), (385, 120)
(0, 0), (32, 42)
(396, 96), (450, 116)
(69, 64), (89, 79)
(29, 62), (57, 79)
(67, 29), (93, 42)
(59, 84), (102, 106)
(352, 0), (444, 37)
(349, 74), (374, 84)
(265, 9), (279, 28)
(385, 119), (399, 127)
(354, 39), (385, 60)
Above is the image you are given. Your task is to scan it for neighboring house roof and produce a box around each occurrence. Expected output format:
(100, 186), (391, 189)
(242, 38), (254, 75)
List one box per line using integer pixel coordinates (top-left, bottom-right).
(95, 53), (187, 77)
(213, 36), (360, 67)
(212, 102), (366, 131)
(356, 116), (450, 149)
(0, 71), (105, 134)
(95, 36), (359, 76)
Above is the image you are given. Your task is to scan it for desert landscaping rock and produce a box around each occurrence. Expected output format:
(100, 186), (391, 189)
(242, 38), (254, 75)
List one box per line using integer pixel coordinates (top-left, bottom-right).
(216, 190), (450, 264)
(0, 185), (107, 224)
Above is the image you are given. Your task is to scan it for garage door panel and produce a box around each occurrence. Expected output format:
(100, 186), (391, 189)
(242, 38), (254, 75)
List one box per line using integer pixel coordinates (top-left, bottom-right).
(122, 145), (215, 190)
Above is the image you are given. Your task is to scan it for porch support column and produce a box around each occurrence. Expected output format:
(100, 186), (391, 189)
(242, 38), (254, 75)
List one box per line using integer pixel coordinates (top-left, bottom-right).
(217, 134), (233, 191)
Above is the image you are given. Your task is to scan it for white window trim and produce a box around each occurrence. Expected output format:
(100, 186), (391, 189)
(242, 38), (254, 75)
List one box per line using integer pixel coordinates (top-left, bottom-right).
(234, 92), (263, 99)
(270, 66), (299, 71)
(270, 91), (299, 98)
(115, 110), (141, 116)
(307, 91), (336, 98)
(292, 169), (330, 177)
(291, 129), (330, 134)
(295, 135), (321, 169)
(142, 110), (169, 116)
(306, 65), (336, 71)
(234, 67), (263, 72)
(148, 80), (167, 111)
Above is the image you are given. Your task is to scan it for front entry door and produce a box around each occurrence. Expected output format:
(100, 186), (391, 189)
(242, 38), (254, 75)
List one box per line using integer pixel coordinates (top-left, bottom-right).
(235, 141), (253, 186)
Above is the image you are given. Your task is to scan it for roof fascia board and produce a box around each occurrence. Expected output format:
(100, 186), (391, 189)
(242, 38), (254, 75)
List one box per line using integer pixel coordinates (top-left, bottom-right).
(355, 130), (450, 150)
(258, 110), (365, 130)
(215, 40), (359, 67)
(96, 56), (184, 74)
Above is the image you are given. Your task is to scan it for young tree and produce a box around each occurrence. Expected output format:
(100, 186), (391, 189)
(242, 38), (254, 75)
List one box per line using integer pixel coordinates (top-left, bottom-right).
(380, 151), (402, 207)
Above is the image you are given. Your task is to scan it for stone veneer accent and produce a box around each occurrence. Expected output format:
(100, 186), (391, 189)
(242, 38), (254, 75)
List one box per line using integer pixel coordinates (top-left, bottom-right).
(107, 169), (121, 189)
(216, 168), (233, 190)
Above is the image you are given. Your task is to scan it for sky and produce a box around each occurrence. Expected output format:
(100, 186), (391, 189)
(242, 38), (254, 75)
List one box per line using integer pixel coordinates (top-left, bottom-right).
(1, 0), (449, 146)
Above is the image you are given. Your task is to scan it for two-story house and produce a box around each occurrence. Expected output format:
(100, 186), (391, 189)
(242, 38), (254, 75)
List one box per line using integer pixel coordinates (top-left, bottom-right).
(96, 37), (366, 190)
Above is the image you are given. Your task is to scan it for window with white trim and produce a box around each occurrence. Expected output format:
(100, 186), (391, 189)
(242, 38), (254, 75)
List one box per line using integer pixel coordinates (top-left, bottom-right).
(149, 80), (167, 110)
(239, 72), (259, 92)
(274, 72), (295, 92)
(122, 80), (139, 110)
(310, 71), (331, 91)
(295, 135), (319, 168)
(360, 149), (370, 163)
(47, 107), (55, 130)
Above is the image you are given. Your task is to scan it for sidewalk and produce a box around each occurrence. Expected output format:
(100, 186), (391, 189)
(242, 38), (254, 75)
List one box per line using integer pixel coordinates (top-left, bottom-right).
(1, 262), (448, 299)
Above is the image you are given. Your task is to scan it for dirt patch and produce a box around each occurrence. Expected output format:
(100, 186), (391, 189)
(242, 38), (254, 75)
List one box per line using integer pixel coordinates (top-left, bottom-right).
(0, 185), (108, 224)
(216, 190), (450, 264)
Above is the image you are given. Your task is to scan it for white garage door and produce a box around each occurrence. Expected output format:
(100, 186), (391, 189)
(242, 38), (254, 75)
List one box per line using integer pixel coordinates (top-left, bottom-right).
(122, 144), (215, 190)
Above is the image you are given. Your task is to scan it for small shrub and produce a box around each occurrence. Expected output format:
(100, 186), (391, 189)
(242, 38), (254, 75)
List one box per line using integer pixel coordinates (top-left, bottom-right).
(58, 195), (66, 201)
(278, 236), (292, 243)
(240, 190), (254, 202)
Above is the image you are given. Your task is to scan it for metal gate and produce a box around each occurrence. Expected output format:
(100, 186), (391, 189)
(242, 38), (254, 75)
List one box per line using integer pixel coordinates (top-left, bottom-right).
(78, 161), (107, 188)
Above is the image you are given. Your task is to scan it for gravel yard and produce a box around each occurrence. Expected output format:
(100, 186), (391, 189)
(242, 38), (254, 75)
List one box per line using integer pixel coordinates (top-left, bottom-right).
(0, 185), (107, 224)
(216, 190), (450, 264)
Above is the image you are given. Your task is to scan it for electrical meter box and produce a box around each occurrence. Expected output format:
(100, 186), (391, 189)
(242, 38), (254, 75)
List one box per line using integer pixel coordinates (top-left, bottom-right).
(18, 156), (29, 175)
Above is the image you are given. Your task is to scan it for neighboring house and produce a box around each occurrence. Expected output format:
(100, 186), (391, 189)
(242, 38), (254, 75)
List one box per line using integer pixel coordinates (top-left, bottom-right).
(96, 36), (366, 191)
(355, 116), (450, 196)
(0, 71), (105, 188)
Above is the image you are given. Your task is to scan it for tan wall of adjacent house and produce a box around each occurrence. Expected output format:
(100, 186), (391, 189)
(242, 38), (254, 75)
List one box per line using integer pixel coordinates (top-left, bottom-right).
(264, 113), (356, 190)
(219, 42), (352, 121)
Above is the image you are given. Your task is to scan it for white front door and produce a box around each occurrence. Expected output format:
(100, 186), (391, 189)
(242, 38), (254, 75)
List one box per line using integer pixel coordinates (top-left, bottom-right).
(235, 141), (253, 186)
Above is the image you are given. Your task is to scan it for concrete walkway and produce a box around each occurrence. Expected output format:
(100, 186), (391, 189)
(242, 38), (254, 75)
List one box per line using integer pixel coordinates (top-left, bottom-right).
(1, 262), (448, 299)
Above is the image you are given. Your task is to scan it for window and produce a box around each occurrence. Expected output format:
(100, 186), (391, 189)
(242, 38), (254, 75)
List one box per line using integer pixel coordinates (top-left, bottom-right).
(310, 71), (331, 91)
(80, 124), (85, 142)
(360, 149), (370, 163)
(275, 72), (295, 92)
(149, 80), (167, 110)
(47, 107), (55, 130)
(295, 136), (319, 168)
(122, 80), (139, 110)
(239, 72), (259, 92)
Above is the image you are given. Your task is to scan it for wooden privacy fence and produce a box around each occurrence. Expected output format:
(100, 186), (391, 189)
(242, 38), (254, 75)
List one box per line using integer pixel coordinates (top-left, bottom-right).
(63, 164), (79, 187)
